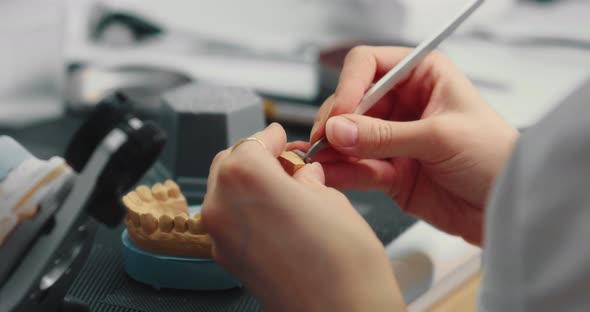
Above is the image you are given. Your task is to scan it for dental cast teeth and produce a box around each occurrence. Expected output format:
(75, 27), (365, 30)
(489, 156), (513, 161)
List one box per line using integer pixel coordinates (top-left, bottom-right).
(123, 180), (212, 258)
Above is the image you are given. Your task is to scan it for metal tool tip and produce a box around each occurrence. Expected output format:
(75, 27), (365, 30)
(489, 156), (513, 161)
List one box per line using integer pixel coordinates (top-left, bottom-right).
(292, 149), (311, 164)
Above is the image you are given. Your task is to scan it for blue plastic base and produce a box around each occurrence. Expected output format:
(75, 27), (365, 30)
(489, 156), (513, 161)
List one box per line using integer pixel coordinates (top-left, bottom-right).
(121, 206), (240, 290)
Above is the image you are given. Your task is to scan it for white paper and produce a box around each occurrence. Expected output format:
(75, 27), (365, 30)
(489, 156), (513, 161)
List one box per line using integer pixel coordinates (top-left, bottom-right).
(441, 39), (590, 128)
(475, 1), (590, 46)
(397, 0), (515, 41)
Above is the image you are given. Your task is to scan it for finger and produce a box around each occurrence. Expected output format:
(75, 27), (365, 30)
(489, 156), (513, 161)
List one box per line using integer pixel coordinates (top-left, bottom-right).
(233, 122), (287, 158)
(322, 159), (397, 193)
(285, 140), (310, 152)
(207, 124), (286, 201)
(207, 149), (231, 192)
(310, 46), (413, 144)
(216, 123), (292, 201)
(310, 95), (335, 142)
(325, 114), (435, 160)
(292, 162), (325, 187)
(309, 148), (353, 163)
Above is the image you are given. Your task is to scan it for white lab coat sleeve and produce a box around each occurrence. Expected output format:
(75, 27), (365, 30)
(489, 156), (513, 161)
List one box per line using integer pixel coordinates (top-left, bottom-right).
(479, 87), (590, 311)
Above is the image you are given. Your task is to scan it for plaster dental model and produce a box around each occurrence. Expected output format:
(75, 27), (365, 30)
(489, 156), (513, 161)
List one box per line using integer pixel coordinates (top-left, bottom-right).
(123, 151), (306, 258)
(0, 136), (72, 246)
(123, 180), (212, 258)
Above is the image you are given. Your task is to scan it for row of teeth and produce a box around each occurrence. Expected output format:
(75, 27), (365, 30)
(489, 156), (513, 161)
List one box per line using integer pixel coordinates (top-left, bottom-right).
(126, 210), (207, 236)
(128, 181), (182, 202)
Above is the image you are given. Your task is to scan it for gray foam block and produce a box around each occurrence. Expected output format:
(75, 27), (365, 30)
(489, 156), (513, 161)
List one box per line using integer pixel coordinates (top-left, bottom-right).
(159, 82), (264, 201)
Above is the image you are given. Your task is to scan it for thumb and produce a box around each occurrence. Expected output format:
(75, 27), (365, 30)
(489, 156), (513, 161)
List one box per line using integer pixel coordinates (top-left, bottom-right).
(325, 114), (434, 160)
(293, 162), (326, 187)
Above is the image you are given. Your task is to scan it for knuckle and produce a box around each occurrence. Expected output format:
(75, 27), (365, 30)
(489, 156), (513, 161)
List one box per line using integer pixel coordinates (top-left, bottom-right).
(365, 120), (394, 153)
(217, 157), (252, 187)
(426, 50), (446, 65)
(429, 50), (444, 60)
(424, 50), (454, 72)
(342, 46), (376, 75)
(376, 121), (395, 145)
(346, 45), (371, 61)
(428, 118), (446, 137)
(426, 118), (449, 146)
(212, 149), (229, 164)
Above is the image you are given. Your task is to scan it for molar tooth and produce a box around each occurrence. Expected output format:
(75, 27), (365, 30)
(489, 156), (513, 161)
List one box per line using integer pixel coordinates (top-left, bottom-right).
(159, 214), (174, 233)
(152, 183), (168, 201)
(136, 185), (153, 202)
(127, 209), (140, 227)
(164, 180), (181, 197)
(187, 214), (206, 234)
(134, 193), (144, 206)
(174, 215), (187, 232)
(166, 201), (189, 217)
(122, 193), (141, 210)
(140, 213), (158, 234)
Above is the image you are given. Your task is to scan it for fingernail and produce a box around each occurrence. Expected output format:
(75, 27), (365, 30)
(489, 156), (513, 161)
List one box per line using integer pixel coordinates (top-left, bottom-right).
(326, 117), (358, 147)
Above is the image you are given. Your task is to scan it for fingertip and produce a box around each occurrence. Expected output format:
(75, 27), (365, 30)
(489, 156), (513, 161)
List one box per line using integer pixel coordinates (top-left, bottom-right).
(268, 122), (287, 140)
(257, 122), (287, 157)
(268, 121), (282, 129)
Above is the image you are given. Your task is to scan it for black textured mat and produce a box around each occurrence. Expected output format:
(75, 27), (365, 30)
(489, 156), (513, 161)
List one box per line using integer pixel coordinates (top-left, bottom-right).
(67, 225), (262, 312)
(3, 116), (416, 312)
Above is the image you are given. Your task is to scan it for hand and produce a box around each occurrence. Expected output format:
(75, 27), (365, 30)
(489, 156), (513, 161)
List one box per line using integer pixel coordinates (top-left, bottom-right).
(202, 123), (405, 311)
(302, 46), (519, 245)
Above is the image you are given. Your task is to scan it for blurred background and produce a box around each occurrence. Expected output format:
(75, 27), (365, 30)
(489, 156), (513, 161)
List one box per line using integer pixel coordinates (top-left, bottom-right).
(3, 0), (589, 132)
(1, 0), (589, 311)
